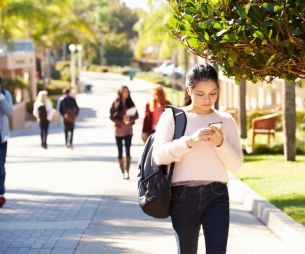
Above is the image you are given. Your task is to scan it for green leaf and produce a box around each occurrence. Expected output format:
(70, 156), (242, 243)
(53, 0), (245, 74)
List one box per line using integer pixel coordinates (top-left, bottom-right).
(228, 50), (238, 62)
(262, 3), (273, 12)
(204, 31), (210, 41)
(245, 3), (252, 15)
(214, 22), (222, 29)
(268, 29), (273, 39)
(273, 5), (284, 12)
(244, 47), (252, 54)
(250, 37), (256, 44)
(235, 76), (241, 85)
(276, 33), (280, 43)
(234, 3), (247, 19)
(265, 54), (278, 66)
(202, 19), (214, 29)
(263, 3), (283, 13)
(201, 3), (210, 17)
(187, 37), (199, 48)
(185, 14), (193, 23)
(253, 30), (264, 39)
(262, 40), (268, 45)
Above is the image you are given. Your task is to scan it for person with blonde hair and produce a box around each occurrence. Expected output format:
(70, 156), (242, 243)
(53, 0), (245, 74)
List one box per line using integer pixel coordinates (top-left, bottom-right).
(33, 90), (53, 149)
(142, 85), (170, 142)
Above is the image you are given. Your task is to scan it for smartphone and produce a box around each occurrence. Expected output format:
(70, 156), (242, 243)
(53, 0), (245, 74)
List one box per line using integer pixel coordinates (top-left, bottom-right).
(208, 122), (222, 129)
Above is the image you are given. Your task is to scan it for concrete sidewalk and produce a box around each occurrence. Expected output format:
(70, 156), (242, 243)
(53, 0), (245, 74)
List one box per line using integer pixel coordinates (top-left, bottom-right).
(0, 72), (301, 253)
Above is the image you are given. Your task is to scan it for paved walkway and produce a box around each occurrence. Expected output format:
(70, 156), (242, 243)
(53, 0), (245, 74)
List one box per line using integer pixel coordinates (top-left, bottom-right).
(0, 72), (298, 253)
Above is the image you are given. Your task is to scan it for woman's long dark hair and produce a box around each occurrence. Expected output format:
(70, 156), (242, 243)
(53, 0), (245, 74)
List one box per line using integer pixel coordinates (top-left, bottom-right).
(184, 63), (219, 106)
(115, 85), (135, 111)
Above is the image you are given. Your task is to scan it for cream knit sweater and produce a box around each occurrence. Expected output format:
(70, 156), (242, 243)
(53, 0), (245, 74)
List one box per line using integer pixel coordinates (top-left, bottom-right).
(152, 108), (243, 184)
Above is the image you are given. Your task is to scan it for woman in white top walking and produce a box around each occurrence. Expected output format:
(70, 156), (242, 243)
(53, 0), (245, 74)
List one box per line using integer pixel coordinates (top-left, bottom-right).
(33, 90), (54, 149)
(152, 63), (243, 254)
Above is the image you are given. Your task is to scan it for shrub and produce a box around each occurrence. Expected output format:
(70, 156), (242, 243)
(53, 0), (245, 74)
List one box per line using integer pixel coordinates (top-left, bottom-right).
(135, 71), (171, 88)
(85, 65), (130, 74)
(37, 80), (70, 96)
(25, 99), (34, 115)
(46, 80), (70, 96)
(252, 145), (271, 155)
(54, 61), (71, 81)
(252, 144), (304, 155)
(1, 77), (27, 104)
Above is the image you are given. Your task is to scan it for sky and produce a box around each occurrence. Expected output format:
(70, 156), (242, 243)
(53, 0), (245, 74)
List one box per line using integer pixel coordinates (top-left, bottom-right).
(121, 0), (150, 11)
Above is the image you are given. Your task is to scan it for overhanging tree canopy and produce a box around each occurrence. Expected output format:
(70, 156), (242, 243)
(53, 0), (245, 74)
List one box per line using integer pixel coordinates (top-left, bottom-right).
(167, 0), (305, 83)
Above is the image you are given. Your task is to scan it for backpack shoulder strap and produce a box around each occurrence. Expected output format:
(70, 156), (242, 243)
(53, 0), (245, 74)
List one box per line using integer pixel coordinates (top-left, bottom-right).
(165, 105), (187, 140)
(165, 105), (187, 184)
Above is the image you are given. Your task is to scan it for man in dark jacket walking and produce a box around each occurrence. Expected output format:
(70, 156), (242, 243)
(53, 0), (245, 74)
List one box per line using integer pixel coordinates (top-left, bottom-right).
(59, 89), (79, 149)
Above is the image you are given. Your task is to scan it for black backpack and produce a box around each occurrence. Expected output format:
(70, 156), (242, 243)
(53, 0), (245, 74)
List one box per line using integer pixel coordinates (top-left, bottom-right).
(137, 105), (187, 218)
(38, 105), (47, 121)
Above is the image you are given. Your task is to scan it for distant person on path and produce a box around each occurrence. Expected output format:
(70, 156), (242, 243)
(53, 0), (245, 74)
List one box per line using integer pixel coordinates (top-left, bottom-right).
(59, 89), (79, 149)
(0, 77), (13, 208)
(110, 86), (138, 180)
(142, 85), (171, 143)
(33, 90), (54, 149)
(152, 63), (243, 254)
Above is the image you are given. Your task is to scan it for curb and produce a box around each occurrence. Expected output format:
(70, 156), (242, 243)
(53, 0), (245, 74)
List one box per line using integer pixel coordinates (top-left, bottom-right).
(229, 173), (305, 254)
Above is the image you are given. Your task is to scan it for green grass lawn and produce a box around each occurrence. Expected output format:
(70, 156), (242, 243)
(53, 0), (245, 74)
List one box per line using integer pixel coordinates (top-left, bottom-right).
(234, 155), (305, 225)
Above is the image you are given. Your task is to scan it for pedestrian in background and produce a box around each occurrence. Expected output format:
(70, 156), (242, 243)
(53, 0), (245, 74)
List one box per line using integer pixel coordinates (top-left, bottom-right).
(33, 90), (54, 149)
(59, 89), (79, 149)
(152, 63), (243, 254)
(0, 77), (13, 208)
(110, 85), (138, 180)
(142, 84), (170, 143)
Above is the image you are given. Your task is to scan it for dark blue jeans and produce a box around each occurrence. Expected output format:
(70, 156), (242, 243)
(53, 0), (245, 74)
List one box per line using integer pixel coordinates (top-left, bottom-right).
(170, 182), (230, 254)
(0, 142), (8, 195)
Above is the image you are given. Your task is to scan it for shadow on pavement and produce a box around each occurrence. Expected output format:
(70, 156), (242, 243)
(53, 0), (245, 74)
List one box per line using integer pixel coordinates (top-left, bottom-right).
(7, 154), (118, 163)
(77, 107), (97, 121)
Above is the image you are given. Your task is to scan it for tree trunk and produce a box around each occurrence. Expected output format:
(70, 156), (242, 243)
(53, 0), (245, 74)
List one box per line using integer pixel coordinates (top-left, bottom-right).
(214, 64), (219, 110)
(100, 40), (104, 65)
(41, 48), (47, 90)
(283, 81), (296, 161)
(239, 79), (247, 138)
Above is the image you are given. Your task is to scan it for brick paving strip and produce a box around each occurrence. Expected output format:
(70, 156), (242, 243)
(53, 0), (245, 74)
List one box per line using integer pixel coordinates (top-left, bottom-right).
(0, 193), (101, 254)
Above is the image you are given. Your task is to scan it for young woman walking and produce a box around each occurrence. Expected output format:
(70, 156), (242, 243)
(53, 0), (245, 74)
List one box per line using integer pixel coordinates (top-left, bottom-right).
(152, 63), (243, 254)
(110, 86), (138, 180)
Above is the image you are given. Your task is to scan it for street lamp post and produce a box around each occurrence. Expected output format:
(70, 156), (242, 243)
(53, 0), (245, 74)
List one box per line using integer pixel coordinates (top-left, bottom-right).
(68, 44), (76, 87)
(76, 44), (83, 81)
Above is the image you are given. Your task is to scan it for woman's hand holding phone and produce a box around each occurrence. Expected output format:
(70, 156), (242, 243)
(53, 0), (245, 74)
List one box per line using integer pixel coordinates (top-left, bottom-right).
(186, 128), (214, 148)
(207, 126), (224, 147)
(186, 124), (224, 148)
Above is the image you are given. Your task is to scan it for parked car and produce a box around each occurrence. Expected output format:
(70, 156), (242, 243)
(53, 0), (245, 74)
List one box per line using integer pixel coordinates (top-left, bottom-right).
(153, 61), (180, 76)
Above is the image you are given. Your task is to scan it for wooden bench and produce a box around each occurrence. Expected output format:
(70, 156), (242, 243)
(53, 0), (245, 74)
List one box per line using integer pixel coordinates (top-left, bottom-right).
(252, 113), (280, 149)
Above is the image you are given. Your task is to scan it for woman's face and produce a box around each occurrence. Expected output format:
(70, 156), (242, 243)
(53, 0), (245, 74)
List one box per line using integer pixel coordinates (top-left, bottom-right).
(188, 80), (218, 113)
(122, 88), (129, 100)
